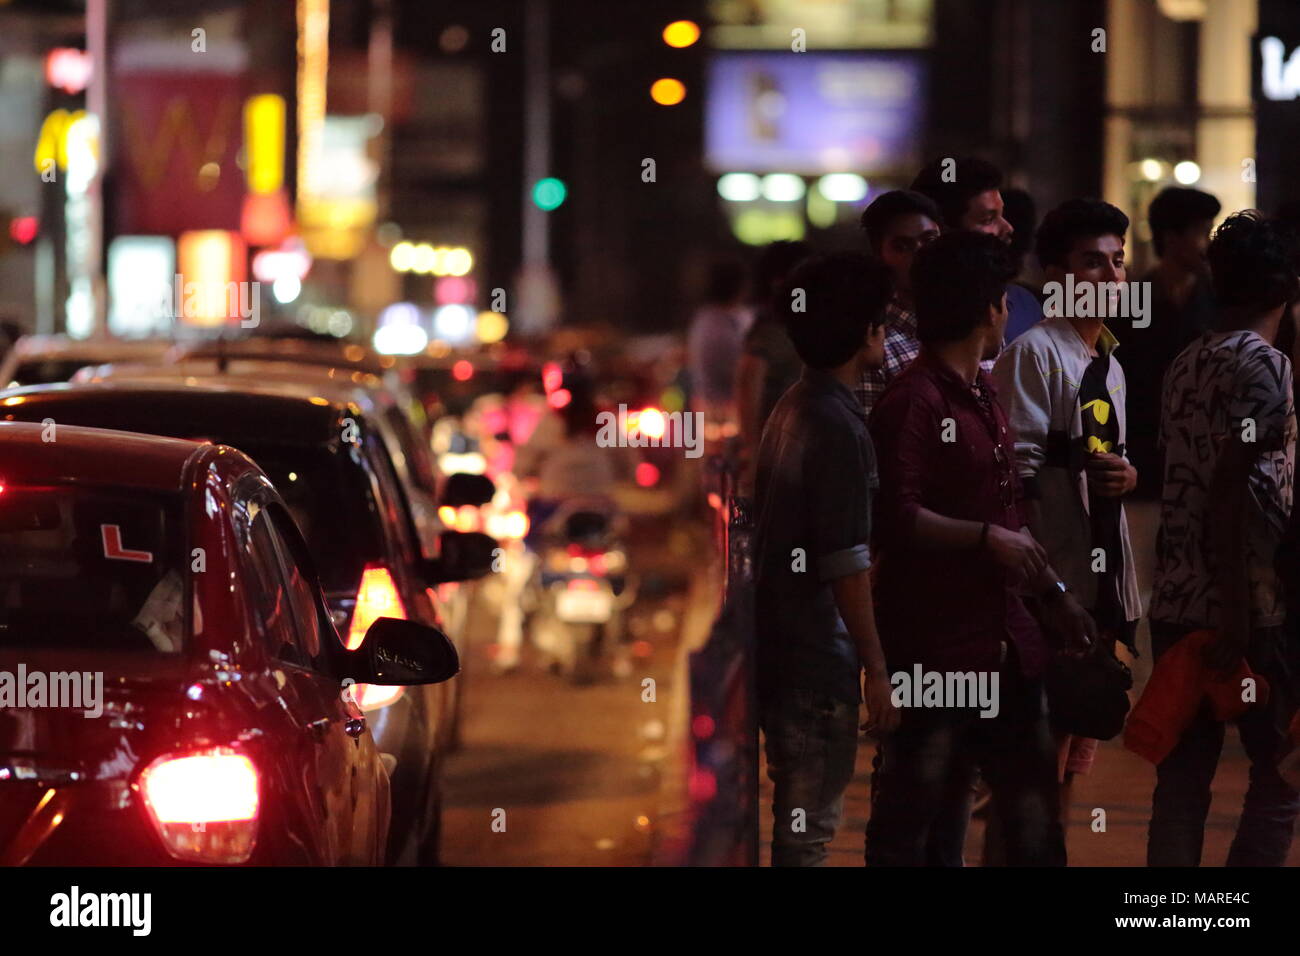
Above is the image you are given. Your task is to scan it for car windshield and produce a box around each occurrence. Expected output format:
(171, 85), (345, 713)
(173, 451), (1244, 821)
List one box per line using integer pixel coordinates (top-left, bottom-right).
(8, 359), (98, 387)
(0, 487), (186, 652)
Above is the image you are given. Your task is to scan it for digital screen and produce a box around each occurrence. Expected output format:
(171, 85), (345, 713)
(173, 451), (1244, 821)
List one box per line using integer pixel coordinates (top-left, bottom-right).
(706, 52), (927, 175)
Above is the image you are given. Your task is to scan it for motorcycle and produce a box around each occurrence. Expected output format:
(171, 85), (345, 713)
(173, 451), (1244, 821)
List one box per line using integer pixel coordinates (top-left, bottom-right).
(526, 501), (635, 683)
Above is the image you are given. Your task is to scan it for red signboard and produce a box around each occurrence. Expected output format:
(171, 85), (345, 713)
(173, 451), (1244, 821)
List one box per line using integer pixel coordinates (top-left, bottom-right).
(113, 72), (246, 235)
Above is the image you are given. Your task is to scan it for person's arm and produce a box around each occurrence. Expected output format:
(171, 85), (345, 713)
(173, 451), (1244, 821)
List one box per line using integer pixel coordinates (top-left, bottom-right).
(808, 421), (896, 732)
(991, 341), (1052, 538)
(830, 569), (897, 735)
(874, 388), (1050, 579)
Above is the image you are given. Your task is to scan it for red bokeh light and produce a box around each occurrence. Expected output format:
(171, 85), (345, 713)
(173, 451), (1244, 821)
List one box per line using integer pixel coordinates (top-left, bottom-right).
(9, 217), (38, 245)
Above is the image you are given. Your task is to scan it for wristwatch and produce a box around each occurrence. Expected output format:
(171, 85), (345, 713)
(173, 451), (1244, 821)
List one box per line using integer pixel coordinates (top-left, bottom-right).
(1041, 580), (1070, 603)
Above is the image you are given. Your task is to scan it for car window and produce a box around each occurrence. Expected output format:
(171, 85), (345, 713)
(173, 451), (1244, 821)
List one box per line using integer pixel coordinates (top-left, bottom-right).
(265, 503), (330, 662)
(10, 359), (95, 386)
(0, 486), (186, 652)
(363, 430), (420, 567)
(233, 442), (387, 596)
(238, 497), (312, 669)
(384, 406), (438, 493)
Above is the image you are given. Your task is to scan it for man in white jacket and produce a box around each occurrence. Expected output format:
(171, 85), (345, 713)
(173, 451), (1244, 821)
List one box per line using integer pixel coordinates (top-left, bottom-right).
(992, 199), (1142, 841)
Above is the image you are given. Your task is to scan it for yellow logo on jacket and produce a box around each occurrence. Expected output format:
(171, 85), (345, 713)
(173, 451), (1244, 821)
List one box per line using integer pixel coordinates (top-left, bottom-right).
(1081, 398), (1113, 452)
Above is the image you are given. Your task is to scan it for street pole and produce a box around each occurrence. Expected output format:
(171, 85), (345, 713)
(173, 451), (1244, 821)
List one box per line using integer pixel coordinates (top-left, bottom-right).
(518, 0), (556, 335)
(86, 0), (109, 338)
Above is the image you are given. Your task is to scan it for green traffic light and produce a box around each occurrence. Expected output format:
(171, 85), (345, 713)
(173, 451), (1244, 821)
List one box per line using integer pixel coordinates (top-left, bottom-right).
(533, 177), (567, 211)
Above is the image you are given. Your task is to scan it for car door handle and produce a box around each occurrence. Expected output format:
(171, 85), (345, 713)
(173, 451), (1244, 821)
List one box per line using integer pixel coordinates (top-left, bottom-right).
(344, 717), (366, 739)
(305, 717), (330, 741)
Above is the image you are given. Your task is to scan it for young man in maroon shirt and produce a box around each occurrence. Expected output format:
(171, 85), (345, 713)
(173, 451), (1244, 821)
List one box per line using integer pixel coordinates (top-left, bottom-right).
(865, 231), (1095, 866)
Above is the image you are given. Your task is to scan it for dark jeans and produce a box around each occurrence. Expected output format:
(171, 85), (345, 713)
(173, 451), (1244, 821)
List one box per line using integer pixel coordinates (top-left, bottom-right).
(865, 671), (1065, 866)
(760, 688), (860, 867)
(1146, 621), (1300, 867)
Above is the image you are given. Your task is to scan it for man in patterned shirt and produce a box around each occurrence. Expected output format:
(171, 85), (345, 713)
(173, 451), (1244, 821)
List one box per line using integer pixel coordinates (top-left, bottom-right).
(1148, 211), (1300, 866)
(856, 190), (941, 419)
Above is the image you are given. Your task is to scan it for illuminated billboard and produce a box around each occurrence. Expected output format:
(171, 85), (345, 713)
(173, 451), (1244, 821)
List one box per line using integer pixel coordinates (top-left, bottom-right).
(705, 52), (926, 175)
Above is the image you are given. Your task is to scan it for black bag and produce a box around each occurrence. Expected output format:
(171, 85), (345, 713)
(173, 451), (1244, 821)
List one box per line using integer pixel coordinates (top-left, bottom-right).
(1044, 644), (1133, 740)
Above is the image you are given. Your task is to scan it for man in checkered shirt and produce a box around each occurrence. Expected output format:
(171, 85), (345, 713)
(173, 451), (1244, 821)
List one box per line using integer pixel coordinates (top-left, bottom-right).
(856, 191), (941, 419)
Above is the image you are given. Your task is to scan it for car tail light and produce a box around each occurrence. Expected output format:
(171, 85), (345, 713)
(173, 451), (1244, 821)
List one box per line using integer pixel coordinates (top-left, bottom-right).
(437, 504), (481, 533)
(486, 509), (528, 540)
(355, 682), (404, 711)
(347, 564), (407, 650)
(138, 748), (259, 864)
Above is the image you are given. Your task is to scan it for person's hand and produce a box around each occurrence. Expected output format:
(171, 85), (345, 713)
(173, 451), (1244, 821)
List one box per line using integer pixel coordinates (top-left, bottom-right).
(1043, 592), (1098, 653)
(985, 524), (1048, 584)
(1086, 452), (1137, 497)
(861, 670), (899, 738)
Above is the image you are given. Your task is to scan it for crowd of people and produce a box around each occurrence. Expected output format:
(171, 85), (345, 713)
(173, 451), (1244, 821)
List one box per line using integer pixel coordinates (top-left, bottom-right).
(690, 156), (1300, 866)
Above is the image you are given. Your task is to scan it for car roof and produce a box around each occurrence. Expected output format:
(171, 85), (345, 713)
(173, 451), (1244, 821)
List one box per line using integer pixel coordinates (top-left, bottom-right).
(170, 337), (395, 375)
(76, 358), (391, 395)
(0, 419), (211, 493)
(8, 334), (172, 360)
(0, 382), (355, 447)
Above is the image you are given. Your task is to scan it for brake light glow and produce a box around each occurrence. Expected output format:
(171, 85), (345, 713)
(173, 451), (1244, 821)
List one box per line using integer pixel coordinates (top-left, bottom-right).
(138, 748), (259, 863)
(355, 683), (404, 711)
(486, 509), (529, 540)
(347, 564), (407, 650)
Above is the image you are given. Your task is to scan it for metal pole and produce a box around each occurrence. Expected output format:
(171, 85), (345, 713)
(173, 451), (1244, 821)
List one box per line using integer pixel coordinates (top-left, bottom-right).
(86, 0), (109, 338)
(522, 0), (550, 269)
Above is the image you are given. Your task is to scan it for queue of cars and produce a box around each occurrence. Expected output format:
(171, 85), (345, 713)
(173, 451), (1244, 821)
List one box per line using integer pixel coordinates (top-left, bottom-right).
(0, 333), (499, 866)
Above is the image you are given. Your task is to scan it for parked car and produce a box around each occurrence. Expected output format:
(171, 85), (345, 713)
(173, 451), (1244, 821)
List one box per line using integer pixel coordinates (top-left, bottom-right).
(0, 335), (172, 389)
(75, 356), (446, 559)
(0, 382), (494, 863)
(70, 360), (493, 751)
(0, 420), (457, 865)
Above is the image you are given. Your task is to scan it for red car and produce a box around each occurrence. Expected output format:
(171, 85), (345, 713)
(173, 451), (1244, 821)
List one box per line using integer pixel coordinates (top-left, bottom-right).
(0, 421), (457, 865)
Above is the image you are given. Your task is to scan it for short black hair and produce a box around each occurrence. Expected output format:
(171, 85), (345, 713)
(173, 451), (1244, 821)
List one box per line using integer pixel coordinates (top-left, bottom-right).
(910, 156), (1004, 230)
(779, 252), (892, 369)
(1035, 198), (1130, 269)
(1147, 187), (1221, 256)
(859, 190), (941, 254)
(912, 231), (1016, 345)
(754, 240), (811, 297)
(1206, 210), (1300, 319)
(704, 258), (747, 303)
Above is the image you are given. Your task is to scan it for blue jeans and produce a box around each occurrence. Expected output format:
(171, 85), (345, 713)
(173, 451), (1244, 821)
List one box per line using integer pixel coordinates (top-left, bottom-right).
(866, 673), (1065, 866)
(761, 689), (860, 867)
(1147, 621), (1300, 867)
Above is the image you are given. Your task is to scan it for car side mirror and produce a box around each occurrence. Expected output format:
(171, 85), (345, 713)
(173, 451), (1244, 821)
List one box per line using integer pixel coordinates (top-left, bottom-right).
(441, 472), (495, 508)
(345, 617), (459, 685)
(424, 530), (498, 585)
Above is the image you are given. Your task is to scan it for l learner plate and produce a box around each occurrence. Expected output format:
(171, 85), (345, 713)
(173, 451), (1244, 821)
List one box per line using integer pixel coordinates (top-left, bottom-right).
(555, 587), (612, 624)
